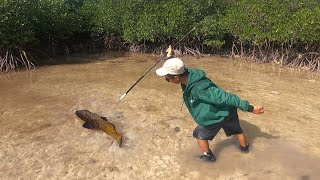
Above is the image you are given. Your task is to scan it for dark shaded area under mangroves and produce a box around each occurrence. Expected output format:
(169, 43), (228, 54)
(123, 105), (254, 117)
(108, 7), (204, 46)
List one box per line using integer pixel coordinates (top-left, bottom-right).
(1, 0), (319, 72)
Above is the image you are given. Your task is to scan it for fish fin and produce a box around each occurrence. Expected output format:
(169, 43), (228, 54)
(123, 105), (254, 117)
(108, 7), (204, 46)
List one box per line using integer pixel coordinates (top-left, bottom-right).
(100, 116), (109, 122)
(118, 135), (123, 148)
(82, 122), (93, 129)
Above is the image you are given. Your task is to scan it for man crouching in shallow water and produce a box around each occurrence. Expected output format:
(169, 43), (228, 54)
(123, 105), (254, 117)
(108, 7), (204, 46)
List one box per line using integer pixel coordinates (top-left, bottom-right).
(156, 46), (264, 162)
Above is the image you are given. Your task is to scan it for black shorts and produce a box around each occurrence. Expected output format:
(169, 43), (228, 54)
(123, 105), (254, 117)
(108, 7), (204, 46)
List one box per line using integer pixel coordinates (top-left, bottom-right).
(193, 111), (243, 140)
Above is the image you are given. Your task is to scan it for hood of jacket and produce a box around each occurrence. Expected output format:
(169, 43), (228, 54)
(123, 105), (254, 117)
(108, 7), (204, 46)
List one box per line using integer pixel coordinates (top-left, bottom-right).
(181, 68), (207, 92)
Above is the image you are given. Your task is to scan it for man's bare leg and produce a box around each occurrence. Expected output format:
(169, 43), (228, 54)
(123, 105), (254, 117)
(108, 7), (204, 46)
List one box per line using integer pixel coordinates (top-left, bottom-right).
(236, 133), (248, 147)
(196, 139), (210, 152)
(196, 139), (216, 161)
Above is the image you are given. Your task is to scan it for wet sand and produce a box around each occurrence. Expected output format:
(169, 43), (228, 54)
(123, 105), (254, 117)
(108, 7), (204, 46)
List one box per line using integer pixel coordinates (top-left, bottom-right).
(0, 53), (320, 179)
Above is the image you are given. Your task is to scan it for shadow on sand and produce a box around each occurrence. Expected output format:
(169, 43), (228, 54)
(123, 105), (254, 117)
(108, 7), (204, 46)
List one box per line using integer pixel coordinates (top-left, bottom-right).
(41, 51), (128, 65)
(213, 119), (279, 157)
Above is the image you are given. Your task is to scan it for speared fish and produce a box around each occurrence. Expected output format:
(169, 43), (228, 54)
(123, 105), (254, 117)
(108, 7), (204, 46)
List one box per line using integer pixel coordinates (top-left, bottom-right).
(75, 109), (123, 147)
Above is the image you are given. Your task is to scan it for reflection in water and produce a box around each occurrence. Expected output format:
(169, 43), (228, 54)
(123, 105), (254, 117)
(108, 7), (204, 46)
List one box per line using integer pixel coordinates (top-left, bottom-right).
(0, 53), (320, 179)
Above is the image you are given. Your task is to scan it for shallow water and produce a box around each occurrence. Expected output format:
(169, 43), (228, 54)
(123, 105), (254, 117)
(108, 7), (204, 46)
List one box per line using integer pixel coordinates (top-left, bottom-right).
(0, 53), (320, 179)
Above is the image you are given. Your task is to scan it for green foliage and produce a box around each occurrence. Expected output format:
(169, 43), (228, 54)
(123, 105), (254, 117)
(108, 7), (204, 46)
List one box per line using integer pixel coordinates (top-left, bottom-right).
(0, 0), (319, 56)
(222, 0), (320, 45)
(121, 0), (191, 42)
(196, 0), (233, 47)
(0, 0), (94, 49)
(35, 0), (94, 42)
(290, 5), (320, 43)
(0, 0), (37, 48)
(84, 0), (124, 36)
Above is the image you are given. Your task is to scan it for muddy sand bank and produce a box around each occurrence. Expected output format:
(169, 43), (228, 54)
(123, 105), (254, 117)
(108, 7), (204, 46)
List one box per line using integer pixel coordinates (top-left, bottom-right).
(0, 53), (320, 179)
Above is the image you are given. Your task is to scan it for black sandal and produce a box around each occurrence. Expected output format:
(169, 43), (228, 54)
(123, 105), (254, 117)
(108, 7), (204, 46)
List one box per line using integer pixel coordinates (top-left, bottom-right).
(239, 143), (250, 152)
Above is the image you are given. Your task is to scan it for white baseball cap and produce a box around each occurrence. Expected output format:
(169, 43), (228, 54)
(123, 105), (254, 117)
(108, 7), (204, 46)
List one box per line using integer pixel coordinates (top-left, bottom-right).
(156, 58), (185, 76)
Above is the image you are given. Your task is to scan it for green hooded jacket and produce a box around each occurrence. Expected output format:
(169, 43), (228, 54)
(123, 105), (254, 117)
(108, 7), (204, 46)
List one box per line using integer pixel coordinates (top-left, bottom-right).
(181, 68), (253, 126)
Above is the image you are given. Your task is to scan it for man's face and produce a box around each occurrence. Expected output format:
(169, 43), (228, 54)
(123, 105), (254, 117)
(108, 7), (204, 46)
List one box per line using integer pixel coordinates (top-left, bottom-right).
(165, 74), (181, 84)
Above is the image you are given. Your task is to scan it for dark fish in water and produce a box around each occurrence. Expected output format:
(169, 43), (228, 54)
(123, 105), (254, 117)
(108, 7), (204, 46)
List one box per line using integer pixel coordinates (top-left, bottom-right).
(75, 109), (123, 147)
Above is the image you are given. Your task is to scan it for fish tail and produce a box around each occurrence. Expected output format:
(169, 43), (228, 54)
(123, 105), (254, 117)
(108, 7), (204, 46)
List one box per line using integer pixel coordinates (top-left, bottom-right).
(104, 124), (123, 147)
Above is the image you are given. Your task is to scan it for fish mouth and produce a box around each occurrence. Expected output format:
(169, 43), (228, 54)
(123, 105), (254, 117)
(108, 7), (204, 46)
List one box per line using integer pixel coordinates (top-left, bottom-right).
(74, 110), (82, 116)
(75, 109), (89, 121)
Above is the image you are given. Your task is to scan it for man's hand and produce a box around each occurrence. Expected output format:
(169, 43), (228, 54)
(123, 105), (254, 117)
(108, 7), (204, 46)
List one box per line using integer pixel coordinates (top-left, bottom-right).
(252, 105), (264, 114)
(166, 45), (174, 57)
